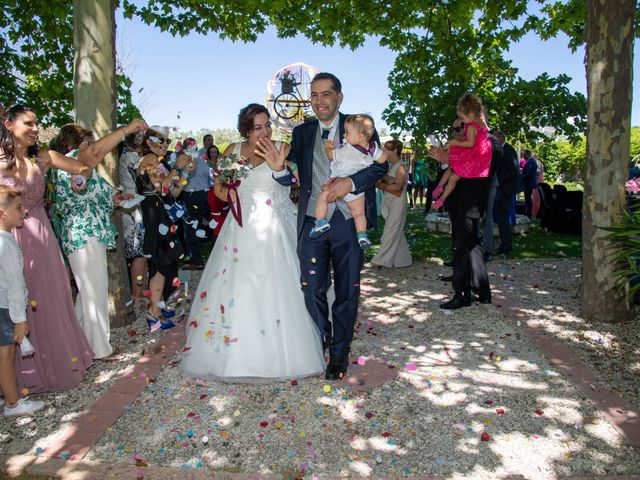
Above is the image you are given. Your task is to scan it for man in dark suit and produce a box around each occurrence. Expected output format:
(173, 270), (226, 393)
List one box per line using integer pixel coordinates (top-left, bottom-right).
(429, 128), (500, 309)
(492, 131), (522, 255)
(521, 149), (537, 218)
(272, 72), (387, 380)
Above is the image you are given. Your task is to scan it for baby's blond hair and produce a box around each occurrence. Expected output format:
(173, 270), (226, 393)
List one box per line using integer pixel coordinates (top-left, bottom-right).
(345, 114), (375, 140)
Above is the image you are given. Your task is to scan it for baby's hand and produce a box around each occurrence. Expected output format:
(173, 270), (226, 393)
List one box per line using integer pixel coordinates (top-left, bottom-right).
(324, 140), (335, 161)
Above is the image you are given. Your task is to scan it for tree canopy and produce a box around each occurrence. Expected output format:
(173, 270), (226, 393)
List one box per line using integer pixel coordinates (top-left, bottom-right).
(120, 0), (630, 147)
(1, 0), (140, 126)
(2, 1), (638, 146)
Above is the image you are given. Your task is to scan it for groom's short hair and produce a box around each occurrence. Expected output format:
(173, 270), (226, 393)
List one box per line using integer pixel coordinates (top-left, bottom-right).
(311, 72), (342, 94)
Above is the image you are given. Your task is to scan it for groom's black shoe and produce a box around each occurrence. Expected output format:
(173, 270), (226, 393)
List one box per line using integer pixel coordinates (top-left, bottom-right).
(439, 294), (471, 310)
(325, 355), (348, 381)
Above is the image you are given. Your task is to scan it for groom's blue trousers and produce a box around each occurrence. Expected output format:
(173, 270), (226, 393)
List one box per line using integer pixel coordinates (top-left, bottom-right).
(299, 211), (364, 359)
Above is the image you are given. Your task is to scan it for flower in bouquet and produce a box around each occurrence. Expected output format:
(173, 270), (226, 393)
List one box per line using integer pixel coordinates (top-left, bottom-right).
(214, 153), (254, 227)
(214, 153), (253, 185)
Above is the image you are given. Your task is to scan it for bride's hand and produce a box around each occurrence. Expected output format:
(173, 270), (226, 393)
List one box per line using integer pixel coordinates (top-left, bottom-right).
(255, 138), (286, 171)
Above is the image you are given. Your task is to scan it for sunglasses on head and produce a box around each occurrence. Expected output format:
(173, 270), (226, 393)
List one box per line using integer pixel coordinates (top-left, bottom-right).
(149, 135), (171, 145)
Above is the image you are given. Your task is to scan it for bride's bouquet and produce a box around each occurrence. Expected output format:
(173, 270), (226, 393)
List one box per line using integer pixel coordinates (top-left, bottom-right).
(214, 153), (253, 227)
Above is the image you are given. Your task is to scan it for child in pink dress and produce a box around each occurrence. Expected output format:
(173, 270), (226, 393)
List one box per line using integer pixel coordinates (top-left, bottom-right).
(431, 93), (492, 209)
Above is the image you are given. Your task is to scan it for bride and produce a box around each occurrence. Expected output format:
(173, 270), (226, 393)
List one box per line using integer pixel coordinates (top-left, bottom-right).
(182, 104), (325, 382)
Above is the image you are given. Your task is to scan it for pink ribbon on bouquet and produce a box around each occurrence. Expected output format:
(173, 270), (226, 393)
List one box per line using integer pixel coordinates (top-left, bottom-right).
(225, 179), (243, 227)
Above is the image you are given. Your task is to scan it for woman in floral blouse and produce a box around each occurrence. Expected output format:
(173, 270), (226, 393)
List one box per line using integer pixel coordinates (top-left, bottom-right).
(50, 124), (131, 359)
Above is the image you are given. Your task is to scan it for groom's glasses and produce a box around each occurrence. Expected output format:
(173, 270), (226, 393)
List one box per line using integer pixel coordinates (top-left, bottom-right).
(451, 122), (464, 133)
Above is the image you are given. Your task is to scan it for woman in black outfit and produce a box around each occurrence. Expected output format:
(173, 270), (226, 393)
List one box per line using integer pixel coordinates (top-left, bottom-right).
(136, 128), (194, 330)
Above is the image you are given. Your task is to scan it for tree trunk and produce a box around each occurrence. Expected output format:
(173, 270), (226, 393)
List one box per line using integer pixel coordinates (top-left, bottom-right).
(73, 0), (133, 327)
(582, 0), (635, 322)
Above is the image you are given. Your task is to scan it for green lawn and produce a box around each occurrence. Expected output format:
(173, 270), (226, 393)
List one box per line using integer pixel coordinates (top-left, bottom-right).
(365, 208), (582, 262)
(200, 207), (582, 263)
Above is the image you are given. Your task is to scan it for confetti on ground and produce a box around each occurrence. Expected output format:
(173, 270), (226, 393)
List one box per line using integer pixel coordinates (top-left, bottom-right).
(6, 260), (638, 480)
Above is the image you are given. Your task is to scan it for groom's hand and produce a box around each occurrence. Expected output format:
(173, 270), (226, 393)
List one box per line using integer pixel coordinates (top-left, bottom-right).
(322, 177), (352, 202)
(428, 146), (449, 164)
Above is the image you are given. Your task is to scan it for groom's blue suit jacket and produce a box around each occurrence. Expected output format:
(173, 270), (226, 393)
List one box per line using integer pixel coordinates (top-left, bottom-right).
(282, 113), (388, 240)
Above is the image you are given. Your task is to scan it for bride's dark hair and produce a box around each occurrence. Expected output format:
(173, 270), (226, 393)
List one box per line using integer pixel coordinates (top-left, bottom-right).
(237, 103), (269, 138)
(0, 104), (40, 170)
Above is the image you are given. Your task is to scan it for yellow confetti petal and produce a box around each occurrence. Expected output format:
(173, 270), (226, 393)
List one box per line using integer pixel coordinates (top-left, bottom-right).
(30, 300), (37, 306)
(233, 409), (240, 417)
(22, 387), (29, 396)
(323, 385), (331, 393)
(71, 357), (78, 363)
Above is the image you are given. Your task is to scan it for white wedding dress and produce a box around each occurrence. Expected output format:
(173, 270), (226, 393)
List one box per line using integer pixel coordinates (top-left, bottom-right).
(182, 146), (325, 383)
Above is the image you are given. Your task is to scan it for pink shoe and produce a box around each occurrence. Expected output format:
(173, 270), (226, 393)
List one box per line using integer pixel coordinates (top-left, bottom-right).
(432, 198), (444, 210)
(432, 185), (444, 200)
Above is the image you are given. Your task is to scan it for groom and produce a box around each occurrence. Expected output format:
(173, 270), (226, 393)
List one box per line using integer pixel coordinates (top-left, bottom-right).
(273, 72), (387, 380)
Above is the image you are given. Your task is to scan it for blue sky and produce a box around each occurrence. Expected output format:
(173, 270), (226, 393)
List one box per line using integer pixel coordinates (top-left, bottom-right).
(116, 10), (640, 134)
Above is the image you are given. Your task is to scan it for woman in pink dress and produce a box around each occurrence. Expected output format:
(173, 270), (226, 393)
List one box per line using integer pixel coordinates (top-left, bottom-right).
(0, 104), (146, 393)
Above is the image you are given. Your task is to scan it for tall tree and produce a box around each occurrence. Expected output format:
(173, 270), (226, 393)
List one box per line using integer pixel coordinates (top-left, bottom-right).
(0, 0), (140, 125)
(581, 0), (635, 322)
(73, 0), (133, 326)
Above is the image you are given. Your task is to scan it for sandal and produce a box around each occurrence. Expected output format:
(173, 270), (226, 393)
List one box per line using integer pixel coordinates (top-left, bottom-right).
(146, 313), (161, 332)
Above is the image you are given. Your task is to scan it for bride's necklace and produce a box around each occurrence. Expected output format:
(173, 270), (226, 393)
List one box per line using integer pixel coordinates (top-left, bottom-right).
(240, 141), (265, 168)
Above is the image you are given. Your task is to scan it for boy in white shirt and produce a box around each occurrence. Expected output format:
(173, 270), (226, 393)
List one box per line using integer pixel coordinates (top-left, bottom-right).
(0, 186), (45, 416)
(309, 114), (388, 249)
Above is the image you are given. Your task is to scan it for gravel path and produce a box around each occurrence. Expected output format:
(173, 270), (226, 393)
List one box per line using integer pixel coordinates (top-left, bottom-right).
(488, 258), (640, 411)
(87, 261), (639, 478)
(0, 303), (162, 455)
(2, 260), (639, 479)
